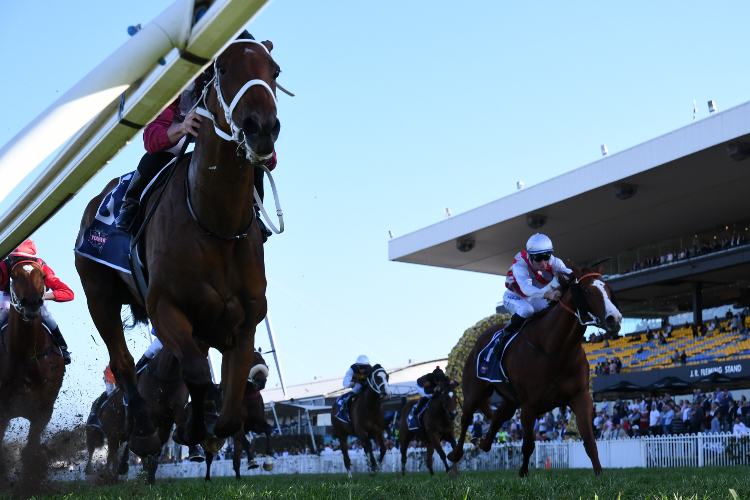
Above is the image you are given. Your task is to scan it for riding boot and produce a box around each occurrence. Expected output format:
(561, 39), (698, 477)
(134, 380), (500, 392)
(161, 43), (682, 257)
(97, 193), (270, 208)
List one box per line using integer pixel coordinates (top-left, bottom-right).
(255, 206), (272, 243)
(492, 313), (526, 359)
(115, 169), (147, 232)
(50, 326), (72, 365)
(86, 391), (108, 428)
(135, 355), (149, 373)
(414, 396), (428, 416)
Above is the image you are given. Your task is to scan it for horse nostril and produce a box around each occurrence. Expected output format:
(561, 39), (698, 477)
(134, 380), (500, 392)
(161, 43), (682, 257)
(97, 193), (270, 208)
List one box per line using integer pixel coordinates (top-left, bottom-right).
(242, 116), (261, 139)
(605, 316), (621, 332)
(36, 298), (44, 307)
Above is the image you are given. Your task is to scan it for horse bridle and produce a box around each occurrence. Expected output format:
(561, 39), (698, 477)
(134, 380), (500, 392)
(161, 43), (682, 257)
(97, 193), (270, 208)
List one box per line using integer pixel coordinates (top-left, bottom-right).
(558, 272), (608, 327)
(367, 367), (389, 396)
(429, 384), (457, 419)
(189, 39), (286, 236)
(8, 260), (43, 321)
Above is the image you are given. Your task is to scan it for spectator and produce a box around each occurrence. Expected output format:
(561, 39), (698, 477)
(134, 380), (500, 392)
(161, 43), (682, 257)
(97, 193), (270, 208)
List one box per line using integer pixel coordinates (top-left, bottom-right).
(680, 351), (687, 364)
(689, 403), (704, 434)
(471, 416), (483, 442)
(710, 410), (722, 434)
(733, 417), (750, 436)
(649, 404), (661, 436)
(671, 412), (688, 435)
(662, 404), (675, 435)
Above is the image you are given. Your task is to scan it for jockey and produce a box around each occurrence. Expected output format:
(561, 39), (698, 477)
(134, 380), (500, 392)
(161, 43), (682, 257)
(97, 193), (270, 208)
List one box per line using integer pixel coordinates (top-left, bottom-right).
(114, 31), (278, 242)
(493, 233), (572, 358)
(135, 331), (163, 372)
(0, 239), (74, 364)
(413, 366), (447, 415)
(343, 355), (372, 394)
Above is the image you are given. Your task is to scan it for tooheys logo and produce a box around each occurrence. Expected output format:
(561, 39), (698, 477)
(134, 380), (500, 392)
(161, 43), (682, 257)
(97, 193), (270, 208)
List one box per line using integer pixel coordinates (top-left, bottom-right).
(480, 365), (488, 373)
(88, 229), (108, 253)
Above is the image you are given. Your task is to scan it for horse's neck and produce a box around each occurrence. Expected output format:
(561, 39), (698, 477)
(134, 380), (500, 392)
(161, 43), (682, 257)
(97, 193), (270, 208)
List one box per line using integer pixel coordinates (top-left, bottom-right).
(188, 127), (256, 237)
(361, 386), (380, 407)
(532, 292), (584, 357)
(5, 309), (49, 359)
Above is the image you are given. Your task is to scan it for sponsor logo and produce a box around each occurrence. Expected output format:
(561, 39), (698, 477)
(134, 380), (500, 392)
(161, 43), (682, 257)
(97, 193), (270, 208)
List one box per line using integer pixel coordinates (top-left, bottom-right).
(479, 365), (489, 373)
(88, 229), (108, 253)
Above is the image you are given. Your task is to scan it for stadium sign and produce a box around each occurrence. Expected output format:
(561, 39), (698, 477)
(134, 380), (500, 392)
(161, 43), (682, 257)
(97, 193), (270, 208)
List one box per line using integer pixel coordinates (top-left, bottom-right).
(689, 363), (743, 378)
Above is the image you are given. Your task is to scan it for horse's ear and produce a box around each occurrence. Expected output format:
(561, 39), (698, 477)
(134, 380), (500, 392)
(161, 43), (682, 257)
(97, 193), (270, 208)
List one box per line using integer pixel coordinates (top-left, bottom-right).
(592, 263), (604, 274)
(262, 40), (274, 52)
(569, 261), (582, 278)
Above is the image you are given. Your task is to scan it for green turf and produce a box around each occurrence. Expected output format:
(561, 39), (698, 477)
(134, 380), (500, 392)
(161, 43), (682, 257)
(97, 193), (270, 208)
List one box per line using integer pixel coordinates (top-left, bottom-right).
(9, 467), (750, 500)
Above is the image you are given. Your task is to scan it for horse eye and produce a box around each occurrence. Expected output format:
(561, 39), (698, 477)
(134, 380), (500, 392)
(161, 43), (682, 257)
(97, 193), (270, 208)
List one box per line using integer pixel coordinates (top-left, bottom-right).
(218, 66), (227, 76)
(583, 288), (589, 295)
(273, 68), (281, 79)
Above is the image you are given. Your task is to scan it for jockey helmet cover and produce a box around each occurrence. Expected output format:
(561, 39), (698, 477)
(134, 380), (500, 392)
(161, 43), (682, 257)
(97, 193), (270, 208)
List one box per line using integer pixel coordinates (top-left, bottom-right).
(356, 355), (370, 365)
(526, 233), (554, 255)
(10, 239), (38, 258)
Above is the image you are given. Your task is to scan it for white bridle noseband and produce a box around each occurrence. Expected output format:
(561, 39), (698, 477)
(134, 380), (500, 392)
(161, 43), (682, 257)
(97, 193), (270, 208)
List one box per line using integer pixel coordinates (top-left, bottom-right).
(192, 39), (288, 235)
(367, 367), (390, 396)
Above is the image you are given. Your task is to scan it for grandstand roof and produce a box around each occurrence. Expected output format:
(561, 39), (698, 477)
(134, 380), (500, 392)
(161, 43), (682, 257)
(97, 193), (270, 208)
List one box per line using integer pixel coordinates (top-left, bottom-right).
(389, 100), (750, 316)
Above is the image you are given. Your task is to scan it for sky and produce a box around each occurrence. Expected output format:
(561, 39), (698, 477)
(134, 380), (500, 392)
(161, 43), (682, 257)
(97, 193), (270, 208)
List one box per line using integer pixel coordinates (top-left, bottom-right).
(3, 0), (750, 432)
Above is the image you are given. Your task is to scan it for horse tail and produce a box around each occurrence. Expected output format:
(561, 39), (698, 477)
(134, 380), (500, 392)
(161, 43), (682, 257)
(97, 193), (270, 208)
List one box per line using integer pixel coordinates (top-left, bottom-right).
(123, 301), (149, 330)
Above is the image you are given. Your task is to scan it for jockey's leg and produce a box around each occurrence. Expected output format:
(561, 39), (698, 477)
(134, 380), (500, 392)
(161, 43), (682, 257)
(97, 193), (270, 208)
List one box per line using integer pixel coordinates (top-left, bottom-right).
(0, 292), (10, 326)
(253, 167), (272, 243)
(493, 292), (532, 358)
(135, 337), (163, 372)
(115, 152), (175, 231)
(41, 306), (71, 365)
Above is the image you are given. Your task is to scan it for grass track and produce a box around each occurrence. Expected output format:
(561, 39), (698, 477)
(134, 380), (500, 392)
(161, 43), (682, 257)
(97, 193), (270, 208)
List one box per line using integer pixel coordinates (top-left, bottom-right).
(10, 467), (750, 500)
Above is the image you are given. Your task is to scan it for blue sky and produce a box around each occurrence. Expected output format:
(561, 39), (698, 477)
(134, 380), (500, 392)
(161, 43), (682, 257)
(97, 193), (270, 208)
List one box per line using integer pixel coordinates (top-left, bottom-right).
(2, 1), (750, 429)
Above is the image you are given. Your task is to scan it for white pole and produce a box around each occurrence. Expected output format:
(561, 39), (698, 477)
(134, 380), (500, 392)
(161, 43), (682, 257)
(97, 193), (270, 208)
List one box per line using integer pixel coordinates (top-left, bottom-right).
(0, 0), (194, 204)
(306, 409), (317, 453)
(270, 401), (282, 435)
(265, 313), (287, 396)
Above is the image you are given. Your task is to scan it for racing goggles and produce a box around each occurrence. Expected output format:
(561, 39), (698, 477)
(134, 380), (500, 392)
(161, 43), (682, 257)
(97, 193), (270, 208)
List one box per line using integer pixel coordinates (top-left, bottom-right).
(530, 253), (552, 262)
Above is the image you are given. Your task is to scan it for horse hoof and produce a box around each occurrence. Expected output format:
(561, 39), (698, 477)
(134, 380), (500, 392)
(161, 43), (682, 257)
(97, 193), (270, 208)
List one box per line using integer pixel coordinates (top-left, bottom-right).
(347, 471), (352, 479)
(518, 468), (529, 478)
(189, 454), (205, 463)
(448, 463), (459, 479)
(129, 432), (162, 457)
(117, 463), (130, 476)
(85, 464), (94, 476)
(248, 460), (259, 469)
(369, 471), (377, 477)
(262, 459), (274, 472)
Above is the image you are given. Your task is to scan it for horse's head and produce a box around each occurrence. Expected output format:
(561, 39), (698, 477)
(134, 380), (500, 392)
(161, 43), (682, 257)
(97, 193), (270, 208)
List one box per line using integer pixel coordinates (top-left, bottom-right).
(436, 378), (460, 421)
(568, 263), (623, 333)
(248, 352), (269, 391)
(9, 260), (45, 321)
(367, 364), (391, 399)
(207, 31), (281, 164)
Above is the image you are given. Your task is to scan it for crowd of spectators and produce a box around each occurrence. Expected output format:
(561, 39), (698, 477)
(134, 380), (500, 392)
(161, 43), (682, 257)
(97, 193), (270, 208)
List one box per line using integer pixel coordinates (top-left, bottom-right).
(592, 389), (750, 439)
(629, 233), (748, 273)
(594, 357), (622, 375)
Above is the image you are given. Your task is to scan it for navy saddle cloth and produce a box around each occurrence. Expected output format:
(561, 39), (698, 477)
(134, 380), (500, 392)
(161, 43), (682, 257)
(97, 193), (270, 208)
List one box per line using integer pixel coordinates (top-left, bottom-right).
(407, 399), (428, 431)
(476, 329), (519, 383)
(334, 392), (354, 424)
(75, 171), (134, 273)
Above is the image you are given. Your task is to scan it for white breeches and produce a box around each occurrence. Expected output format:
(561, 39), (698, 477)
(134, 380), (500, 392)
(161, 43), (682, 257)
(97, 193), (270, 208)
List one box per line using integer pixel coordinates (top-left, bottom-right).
(0, 292), (58, 329)
(143, 337), (163, 359)
(502, 290), (548, 319)
(105, 381), (117, 396)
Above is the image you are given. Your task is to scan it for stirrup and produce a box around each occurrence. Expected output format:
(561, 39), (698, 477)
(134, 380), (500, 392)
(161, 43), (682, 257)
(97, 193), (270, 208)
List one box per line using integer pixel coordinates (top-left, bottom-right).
(115, 204), (140, 231)
(60, 348), (72, 365)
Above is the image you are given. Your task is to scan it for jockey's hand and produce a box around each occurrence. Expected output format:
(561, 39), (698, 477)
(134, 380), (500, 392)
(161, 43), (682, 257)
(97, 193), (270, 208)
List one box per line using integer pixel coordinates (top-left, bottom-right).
(168, 110), (202, 144)
(43, 291), (55, 301)
(544, 290), (562, 302)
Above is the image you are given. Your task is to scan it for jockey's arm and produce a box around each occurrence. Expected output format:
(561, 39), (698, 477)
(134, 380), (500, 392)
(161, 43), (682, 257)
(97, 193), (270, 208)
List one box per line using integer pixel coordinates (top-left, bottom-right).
(41, 263), (74, 302)
(342, 368), (354, 389)
(550, 256), (573, 277)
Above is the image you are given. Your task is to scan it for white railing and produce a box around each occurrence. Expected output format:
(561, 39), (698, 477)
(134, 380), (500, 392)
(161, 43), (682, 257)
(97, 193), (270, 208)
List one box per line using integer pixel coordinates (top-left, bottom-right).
(63, 433), (750, 480)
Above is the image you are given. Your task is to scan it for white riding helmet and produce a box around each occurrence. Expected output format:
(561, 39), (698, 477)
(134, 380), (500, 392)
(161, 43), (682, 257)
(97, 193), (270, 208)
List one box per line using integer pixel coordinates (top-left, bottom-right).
(356, 355), (370, 365)
(526, 233), (554, 255)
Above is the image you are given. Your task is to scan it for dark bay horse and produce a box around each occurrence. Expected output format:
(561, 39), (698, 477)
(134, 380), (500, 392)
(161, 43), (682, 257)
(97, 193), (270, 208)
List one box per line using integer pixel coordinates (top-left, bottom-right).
(0, 260), (65, 479)
(202, 351), (272, 481)
(446, 264), (622, 477)
(85, 348), (220, 484)
(75, 33), (282, 457)
(331, 365), (391, 478)
(398, 379), (459, 476)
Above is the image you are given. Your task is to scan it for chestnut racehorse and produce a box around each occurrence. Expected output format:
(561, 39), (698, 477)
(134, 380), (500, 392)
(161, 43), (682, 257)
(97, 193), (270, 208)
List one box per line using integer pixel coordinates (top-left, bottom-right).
(331, 365), (391, 477)
(75, 32), (282, 457)
(447, 264), (622, 477)
(0, 260), (65, 479)
(398, 379), (459, 476)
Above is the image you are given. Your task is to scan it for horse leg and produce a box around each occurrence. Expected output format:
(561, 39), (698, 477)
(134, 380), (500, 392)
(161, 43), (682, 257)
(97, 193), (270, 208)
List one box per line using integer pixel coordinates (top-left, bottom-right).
(144, 454), (159, 485)
(87, 296), (160, 457)
(152, 304), (211, 445)
(518, 406), (537, 477)
(400, 431), (409, 476)
(431, 433), (452, 474)
(425, 441), (435, 476)
(448, 389), (486, 463)
(21, 406), (54, 482)
(117, 441), (130, 476)
(233, 435), (242, 479)
(85, 426), (104, 475)
(570, 391), (602, 476)
(478, 396), (517, 452)
(363, 438), (378, 476)
(0, 412), (12, 474)
(374, 430), (387, 470)
(205, 451), (213, 482)
(214, 333), (255, 439)
(335, 426), (353, 478)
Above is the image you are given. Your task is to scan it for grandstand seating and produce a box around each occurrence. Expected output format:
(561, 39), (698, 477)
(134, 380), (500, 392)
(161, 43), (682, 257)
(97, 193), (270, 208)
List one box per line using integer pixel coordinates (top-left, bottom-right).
(585, 317), (750, 375)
